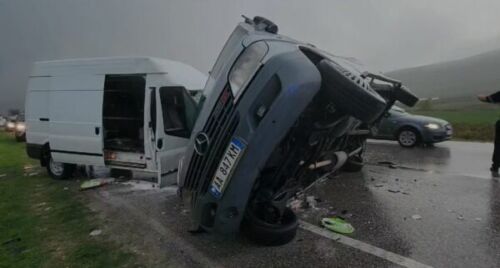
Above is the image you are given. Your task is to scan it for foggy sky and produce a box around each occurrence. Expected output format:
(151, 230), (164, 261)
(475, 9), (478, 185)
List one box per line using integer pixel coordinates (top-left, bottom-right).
(2, 0), (500, 113)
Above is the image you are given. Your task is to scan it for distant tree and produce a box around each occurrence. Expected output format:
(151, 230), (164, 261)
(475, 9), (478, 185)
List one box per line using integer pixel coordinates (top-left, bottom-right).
(8, 109), (20, 116)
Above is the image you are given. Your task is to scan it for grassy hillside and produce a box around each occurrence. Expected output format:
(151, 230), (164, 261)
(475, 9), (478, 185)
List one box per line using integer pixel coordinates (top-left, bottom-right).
(387, 49), (500, 102)
(413, 109), (498, 141)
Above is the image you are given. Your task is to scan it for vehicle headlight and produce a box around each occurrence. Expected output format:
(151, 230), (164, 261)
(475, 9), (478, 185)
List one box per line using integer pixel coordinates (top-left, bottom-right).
(424, 123), (440, 130)
(228, 41), (268, 100)
(16, 123), (26, 131)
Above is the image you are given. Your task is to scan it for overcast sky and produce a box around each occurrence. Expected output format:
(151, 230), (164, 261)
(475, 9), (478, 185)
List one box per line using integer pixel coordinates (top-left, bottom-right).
(2, 0), (500, 113)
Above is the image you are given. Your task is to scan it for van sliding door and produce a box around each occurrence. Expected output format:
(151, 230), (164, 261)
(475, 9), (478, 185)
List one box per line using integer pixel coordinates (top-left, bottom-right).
(49, 75), (105, 165)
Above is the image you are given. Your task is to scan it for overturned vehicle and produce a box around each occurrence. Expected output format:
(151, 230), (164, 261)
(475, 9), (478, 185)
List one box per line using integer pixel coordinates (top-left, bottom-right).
(178, 16), (418, 245)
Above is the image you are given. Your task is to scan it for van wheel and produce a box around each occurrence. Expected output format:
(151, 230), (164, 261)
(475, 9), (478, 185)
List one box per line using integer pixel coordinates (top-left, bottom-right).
(318, 59), (387, 123)
(342, 155), (364, 172)
(242, 205), (298, 246)
(47, 157), (75, 180)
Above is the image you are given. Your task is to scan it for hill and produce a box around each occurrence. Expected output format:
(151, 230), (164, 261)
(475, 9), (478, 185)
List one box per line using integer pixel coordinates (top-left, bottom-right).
(387, 49), (500, 103)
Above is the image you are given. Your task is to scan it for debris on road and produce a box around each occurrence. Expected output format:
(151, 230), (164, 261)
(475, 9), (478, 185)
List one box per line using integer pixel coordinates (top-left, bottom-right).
(80, 178), (115, 190)
(35, 202), (47, 207)
(289, 198), (303, 211)
(89, 229), (102, 236)
(0, 174), (6, 178)
(374, 183), (384, 188)
(306, 196), (317, 208)
(63, 187), (69, 191)
(475, 217), (482, 222)
(28, 172), (39, 177)
(388, 188), (400, 193)
(23, 164), (35, 170)
(411, 214), (422, 220)
(457, 215), (464, 220)
(321, 217), (355, 234)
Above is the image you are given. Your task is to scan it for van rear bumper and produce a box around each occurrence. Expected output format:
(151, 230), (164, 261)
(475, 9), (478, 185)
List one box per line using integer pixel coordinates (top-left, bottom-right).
(26, 143), (42, 160)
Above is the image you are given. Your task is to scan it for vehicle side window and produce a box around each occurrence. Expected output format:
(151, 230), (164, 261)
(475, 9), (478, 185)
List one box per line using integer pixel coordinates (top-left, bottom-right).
(159, 86), (197, 138)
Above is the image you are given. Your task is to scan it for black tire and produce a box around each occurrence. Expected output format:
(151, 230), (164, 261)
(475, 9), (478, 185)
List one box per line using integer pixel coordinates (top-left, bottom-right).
(15, 134), (24, 142)
(242, 207), (298, 246)
(318, 59), (387, 123)
(342, 155), (364, 172)
(46, 156), (75, 180)
(397, 127), (420, 148)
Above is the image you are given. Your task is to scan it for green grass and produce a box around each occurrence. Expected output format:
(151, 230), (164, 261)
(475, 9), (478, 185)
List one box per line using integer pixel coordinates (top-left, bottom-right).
(0, 132), (135, 268)
(413, 109), (499, 141)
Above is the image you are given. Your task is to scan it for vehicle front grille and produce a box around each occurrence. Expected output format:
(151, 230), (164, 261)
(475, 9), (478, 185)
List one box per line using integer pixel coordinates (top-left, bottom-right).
(184, 85), (239, 199)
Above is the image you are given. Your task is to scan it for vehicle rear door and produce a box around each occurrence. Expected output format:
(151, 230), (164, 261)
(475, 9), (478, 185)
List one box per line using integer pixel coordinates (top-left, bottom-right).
(49, 75), (105, 165)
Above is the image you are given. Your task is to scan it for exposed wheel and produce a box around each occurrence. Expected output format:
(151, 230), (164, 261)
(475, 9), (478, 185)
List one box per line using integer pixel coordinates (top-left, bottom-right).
(242, 206), (298, 246)
(342, 155), (364, 172)
(318, 59), (387, 123)
(46, 156), (75, 180)
(397, 128), (420, 148)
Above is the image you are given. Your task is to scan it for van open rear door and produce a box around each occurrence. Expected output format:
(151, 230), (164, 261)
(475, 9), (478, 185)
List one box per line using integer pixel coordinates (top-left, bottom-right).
(49, 74), (105, 165)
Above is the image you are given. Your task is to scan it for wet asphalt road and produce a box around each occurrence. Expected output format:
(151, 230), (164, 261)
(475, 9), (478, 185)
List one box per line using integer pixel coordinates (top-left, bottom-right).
(88, 140), (500, 268)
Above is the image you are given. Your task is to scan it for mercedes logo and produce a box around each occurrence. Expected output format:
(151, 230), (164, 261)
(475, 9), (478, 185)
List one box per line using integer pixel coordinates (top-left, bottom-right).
(194, 132), (210, 156)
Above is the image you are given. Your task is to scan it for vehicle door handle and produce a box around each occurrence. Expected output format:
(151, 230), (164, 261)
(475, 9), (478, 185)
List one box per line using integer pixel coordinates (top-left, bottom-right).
(157, 138), (163, 149)
(95, 127), (100, 135)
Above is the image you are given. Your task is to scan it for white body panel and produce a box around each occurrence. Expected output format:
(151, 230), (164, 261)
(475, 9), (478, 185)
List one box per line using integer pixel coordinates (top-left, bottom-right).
(25, 57), (206, 185)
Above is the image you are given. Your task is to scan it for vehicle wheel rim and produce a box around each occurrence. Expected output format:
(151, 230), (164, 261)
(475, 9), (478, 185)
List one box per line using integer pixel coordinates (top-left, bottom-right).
(49, 158), (64, 176)
(399, 130), (417, 146)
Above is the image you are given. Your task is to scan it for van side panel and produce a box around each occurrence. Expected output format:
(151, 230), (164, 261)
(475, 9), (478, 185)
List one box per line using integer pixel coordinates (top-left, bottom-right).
(25, 77), (50, 159)
(26, 77), (50, 146)
(49, 74), (105, 166)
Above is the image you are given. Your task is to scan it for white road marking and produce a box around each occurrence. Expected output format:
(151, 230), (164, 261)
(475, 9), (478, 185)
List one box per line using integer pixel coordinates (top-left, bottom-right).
(299, 220), (433, 268)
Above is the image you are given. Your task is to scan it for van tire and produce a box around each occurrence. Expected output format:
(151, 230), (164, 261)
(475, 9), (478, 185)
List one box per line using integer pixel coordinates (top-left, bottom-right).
(342, 155), (364, 172)
(46, 157), (75, 180)
(242, 207), (298, 246)
(318, 59), (386, 123)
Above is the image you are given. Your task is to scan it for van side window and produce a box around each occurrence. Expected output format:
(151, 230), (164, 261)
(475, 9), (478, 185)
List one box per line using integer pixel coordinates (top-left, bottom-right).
(159, 87), (197, 138)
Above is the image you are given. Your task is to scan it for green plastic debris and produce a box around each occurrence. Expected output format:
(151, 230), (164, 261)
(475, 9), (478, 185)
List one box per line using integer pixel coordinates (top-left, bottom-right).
(321, 217), (355, 234)
(80, 178), (115, 190)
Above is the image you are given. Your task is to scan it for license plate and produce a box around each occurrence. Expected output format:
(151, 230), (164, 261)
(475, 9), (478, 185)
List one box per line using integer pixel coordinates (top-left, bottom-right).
(209, 137), (246, 199)
(446, 129), (453, 135)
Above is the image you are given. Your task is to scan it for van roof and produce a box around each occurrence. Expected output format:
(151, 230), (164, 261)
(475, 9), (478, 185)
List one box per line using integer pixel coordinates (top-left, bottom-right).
(32, 57), (207, 90)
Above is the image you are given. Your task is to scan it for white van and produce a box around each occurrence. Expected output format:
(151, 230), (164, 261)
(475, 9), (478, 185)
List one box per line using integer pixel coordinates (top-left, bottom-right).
(25, 57), (206, 186)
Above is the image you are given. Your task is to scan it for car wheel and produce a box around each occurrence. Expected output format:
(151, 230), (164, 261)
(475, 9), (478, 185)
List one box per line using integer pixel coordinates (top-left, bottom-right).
(242, 205), (298, 246)
(342, 155), (364, 172)
(46, 156), (75, 180)
(397, 128), (420, 148)
(318, 59), (387, 123)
